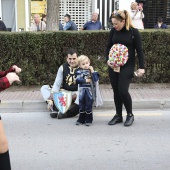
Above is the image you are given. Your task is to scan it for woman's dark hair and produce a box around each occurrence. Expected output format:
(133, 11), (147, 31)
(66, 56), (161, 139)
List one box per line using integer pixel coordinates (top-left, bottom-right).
(41, 14), (46, 21)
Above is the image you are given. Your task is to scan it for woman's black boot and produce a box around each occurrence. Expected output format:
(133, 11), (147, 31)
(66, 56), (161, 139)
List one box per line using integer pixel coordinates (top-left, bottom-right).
(124, 113), (134, 126)
(108, 114), (123, 125)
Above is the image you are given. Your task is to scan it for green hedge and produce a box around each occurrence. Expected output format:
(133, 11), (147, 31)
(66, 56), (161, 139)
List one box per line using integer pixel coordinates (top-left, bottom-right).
(0, 30), (169, 85)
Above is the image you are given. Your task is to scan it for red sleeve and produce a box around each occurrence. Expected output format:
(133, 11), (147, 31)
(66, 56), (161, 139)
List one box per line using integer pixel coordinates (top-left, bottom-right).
(0, 77), (10, 92)
(0, 67), (14, 78)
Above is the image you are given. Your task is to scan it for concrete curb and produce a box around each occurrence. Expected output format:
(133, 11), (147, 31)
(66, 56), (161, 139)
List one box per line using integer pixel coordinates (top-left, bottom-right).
(0, 99), (170, 113)
(0, 100), (46, 113)
(97, 99), (170, 110)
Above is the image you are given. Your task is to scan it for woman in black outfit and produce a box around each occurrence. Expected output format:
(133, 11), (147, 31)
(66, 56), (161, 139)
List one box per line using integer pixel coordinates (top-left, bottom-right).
(106, 10), (145, 126)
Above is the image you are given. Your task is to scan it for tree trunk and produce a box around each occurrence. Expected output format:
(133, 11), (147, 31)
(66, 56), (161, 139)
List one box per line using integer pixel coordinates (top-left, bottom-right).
(46, 0), (60, 31)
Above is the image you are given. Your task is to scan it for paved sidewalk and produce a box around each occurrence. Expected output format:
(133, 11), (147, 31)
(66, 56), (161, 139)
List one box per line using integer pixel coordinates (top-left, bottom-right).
(0, 84), (170, 112)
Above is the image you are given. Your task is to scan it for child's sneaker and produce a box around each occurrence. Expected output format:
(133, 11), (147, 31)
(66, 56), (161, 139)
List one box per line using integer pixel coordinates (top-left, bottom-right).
(85, 123), (92, 126)
(75, 121), (84, 125)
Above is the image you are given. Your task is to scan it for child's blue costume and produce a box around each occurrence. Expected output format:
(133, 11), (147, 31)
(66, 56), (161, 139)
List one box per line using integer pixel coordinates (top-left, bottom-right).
(76, 69), (102, 124)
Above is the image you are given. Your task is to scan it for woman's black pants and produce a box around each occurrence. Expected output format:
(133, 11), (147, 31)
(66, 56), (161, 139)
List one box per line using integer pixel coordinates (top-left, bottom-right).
(108, 66), (134, 116)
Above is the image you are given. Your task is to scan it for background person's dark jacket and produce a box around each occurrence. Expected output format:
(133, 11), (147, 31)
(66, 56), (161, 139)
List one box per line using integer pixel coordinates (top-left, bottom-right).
(0, 20), (7, 31)
(59, 22), (63, 30)
(154, 23), (167, 29)
(63, 20), (77, 31)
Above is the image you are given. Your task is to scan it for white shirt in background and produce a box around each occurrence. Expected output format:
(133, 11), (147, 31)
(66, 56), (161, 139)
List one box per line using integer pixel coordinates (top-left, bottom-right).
(130, 10), (144, 30)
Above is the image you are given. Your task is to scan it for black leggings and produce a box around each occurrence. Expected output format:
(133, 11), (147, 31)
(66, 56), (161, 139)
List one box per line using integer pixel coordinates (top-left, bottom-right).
(109, 67), (134, 116)
(0, 117), (11, 170)
(0, 151), (11, 170)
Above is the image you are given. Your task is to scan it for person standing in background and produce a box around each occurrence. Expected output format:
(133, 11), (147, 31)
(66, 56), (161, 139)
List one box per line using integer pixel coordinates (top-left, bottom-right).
(63, 14), (77, 31)
(59, 21), (63, 30)
(80, 12), (102, 30)
(107, 14), (113, 30)
(0, 17), (7, 31)
(41, 14), (47, 24)
(41, 14), (63, 30)
(30, 14), (46, 31)
(154, 17), (167, 29)
(130, 2), (144, 30)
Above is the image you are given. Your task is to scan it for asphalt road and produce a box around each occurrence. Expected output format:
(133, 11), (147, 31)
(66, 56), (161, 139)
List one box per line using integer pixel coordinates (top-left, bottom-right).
(1, 109), (170, 170)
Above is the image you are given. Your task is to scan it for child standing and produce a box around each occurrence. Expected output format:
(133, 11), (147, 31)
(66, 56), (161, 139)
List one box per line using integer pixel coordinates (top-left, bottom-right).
(75, 55), (101, 126)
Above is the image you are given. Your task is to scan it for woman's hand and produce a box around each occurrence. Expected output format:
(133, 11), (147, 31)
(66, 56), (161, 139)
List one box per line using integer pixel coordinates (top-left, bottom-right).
(107, 60), (114, 69)
(12, 65), (21, 73)
(136, 69), (145, 77)
(138, 5), (143, 12)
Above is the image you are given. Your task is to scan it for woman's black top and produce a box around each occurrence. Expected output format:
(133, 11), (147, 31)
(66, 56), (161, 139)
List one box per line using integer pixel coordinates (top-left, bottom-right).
(105, 26), (145, 69)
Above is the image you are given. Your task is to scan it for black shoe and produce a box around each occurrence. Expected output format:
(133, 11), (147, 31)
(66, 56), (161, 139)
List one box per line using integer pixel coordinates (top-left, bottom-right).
(75, 116), (85, 125)
(57, 112), (68, 119)
(124, 114), (134, 126)
(50, 111), (58, 118)
(75, 121), (84, 125)
(108, 115), (123, 125)
(85, 123), (92, 126)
